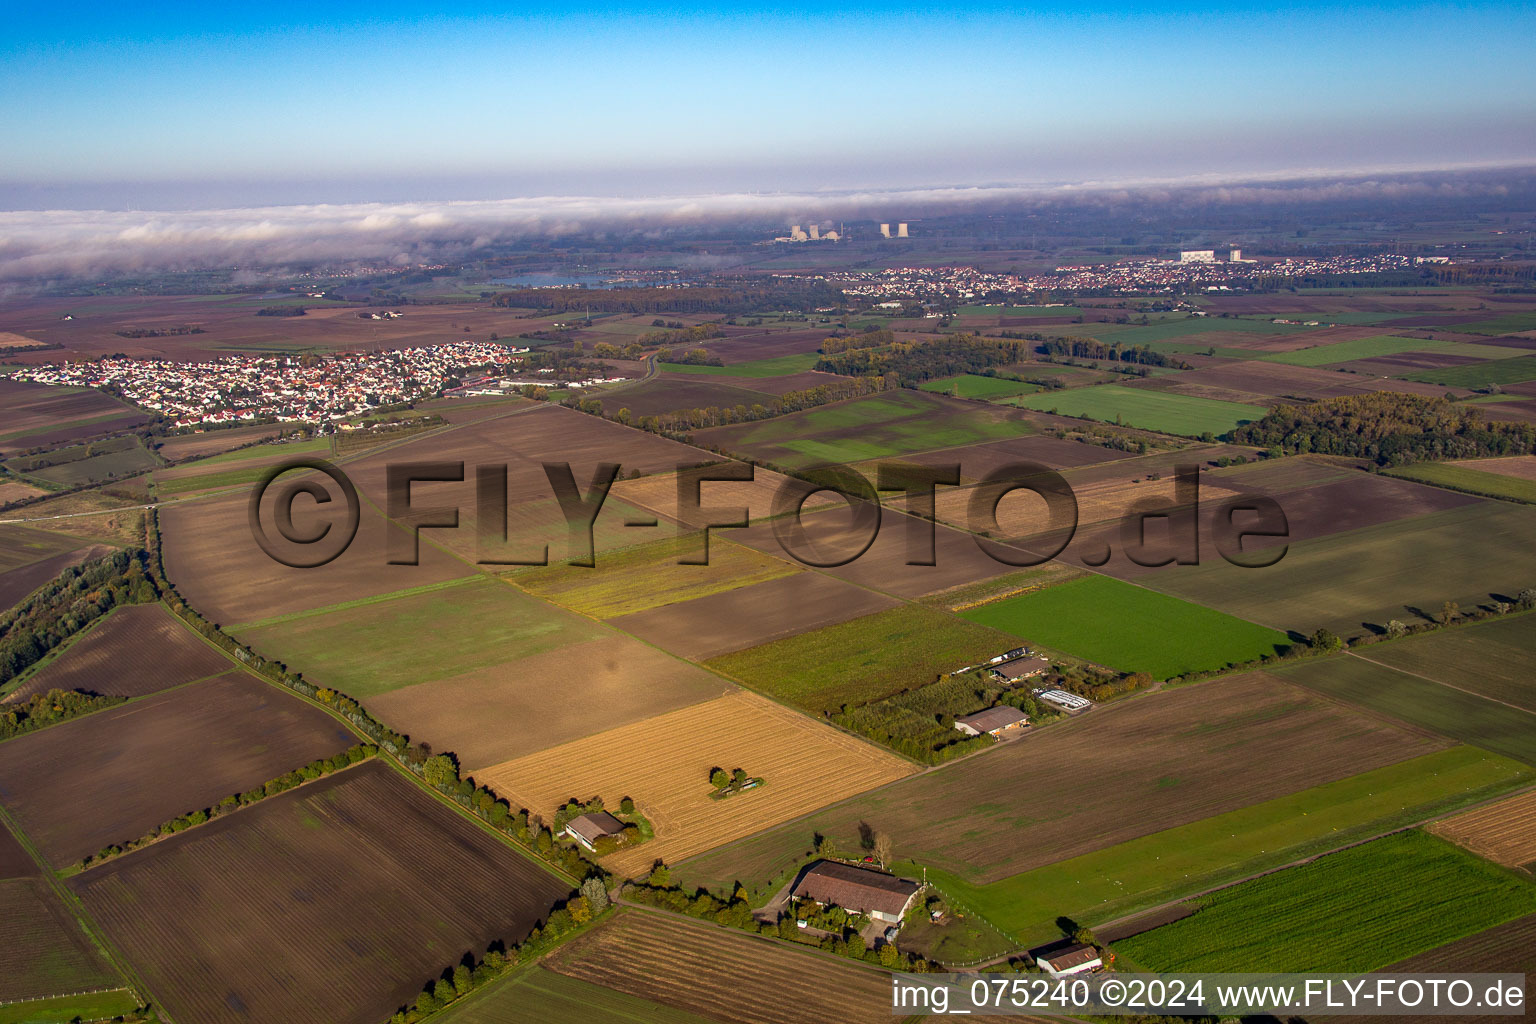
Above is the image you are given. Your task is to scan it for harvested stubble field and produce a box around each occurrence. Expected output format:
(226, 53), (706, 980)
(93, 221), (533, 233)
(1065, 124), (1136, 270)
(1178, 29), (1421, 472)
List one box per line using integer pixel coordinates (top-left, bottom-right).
(675, 673), (1449, 890)
(1277, 655), (1536, 766)
(69, 759), (572, 1024)
(5, 602), (232, 703)
(545, 910), (899, 1024)
(608, 570), (902, 662)
(695, 389), (1027, 468)
(475, 690), (913, 878)
(0, 827), (125, 1005)
(924, 746), (1530, 946)
(236, 576), (607, 696)
(1351, 613), (1536, 712)
(0, 671), (355, 867)
(1430, 789), (1536, 870)
(1116, 830), (1536, 973)
(513, 535), (799, 619)
(1142, 502), (1536, 638)
(371, 634), (731, 770)
(706, 603), (1018, 713)
(160, 489), (476, 625)
(435, 964), (720, 1024)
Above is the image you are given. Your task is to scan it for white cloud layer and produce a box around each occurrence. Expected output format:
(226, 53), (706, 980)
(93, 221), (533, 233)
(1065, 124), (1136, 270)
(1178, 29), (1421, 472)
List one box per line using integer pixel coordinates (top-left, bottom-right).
(0, 168), (1524, 283)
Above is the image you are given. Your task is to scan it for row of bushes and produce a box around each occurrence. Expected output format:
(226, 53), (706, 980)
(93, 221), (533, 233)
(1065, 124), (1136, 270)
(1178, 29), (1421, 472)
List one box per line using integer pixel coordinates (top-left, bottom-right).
(386, 878), (613, 1024)
(76, 744), (378, 869)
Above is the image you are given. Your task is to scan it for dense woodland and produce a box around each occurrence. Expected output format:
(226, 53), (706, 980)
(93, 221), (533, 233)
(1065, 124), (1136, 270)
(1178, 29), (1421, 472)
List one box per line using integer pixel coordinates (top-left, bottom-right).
(1035, 336), (1191, 368)
(1232, 393), (1536, 465)
(814, 334), (1030, 384)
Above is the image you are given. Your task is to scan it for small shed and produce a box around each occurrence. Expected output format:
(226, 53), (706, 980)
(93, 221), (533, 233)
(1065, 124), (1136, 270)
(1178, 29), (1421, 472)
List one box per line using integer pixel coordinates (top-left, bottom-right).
(562, 811), (626, 852)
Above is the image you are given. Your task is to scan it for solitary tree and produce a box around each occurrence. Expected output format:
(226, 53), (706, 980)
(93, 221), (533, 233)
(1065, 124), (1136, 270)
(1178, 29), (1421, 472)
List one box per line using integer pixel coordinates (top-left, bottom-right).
(873, 832), (893, 868)
(581, 875), (611, 914)
(709, 767), (728, 789)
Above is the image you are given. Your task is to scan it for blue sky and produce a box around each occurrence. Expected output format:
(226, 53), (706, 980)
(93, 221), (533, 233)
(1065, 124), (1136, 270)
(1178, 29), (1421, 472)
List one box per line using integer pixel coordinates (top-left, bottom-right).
(2, 2), (1533, 207)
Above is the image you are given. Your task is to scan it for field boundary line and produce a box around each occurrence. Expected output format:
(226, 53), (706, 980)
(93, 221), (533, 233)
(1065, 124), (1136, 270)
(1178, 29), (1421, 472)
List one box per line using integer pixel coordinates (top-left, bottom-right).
(0, 806), (154, 1021)
(1344, 649), (1536, 717)
(226, 573), (481, 632)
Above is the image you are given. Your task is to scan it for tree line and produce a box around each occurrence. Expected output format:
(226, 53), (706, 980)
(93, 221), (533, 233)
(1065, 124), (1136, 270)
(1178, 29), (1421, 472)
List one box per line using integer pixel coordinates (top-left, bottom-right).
(0, 688), (125, 741)
(1034, 336), (1191, 368)
(1231, 392), (1536, 465)
(76, 743), (378, 870)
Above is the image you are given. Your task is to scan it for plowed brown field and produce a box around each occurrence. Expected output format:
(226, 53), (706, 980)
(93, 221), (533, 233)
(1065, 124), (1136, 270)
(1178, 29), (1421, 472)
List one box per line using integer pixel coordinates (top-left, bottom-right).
(1430, 789), (1536, 870)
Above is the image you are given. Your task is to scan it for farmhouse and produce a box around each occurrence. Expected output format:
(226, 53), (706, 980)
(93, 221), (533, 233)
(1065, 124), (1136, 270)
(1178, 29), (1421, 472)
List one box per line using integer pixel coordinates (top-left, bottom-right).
(1035, 943), (1103, 976)
(790, 861), (922, 925)
(562, 811), (626, 852)
(954, 706), (1029, 738)
(991, 656), (1051, 684)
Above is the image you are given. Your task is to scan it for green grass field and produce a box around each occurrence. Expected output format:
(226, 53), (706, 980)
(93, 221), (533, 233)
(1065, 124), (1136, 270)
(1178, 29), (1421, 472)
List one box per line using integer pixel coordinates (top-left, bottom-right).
(435, 965), (717, 1024)
(1117, 830), (1536, 972)
(1384, 462), (1536, 503)
(1353, 613), (1536, 712)
(1400, 354), (1536, 387)
(1015, 384), (1267, 437)
(1145, 502), (1536, 639)
(960, 575), (1290, 678)
(924, 746), (1531, 945)
(919, 374), (1042, 399)
(0, 989), (140, 1024)
(1277, 653), (1536, 765)
(236, 576), (605, 697)
(1262, 335), (1521, 367)
(1456, 312), (1536, 336)
(700, 389), (1023, 466)
(513, 536), (798, 618)
(706, 603), (1016, 713)
(174, 436), (331, 469)
(661, 352), (820, 377)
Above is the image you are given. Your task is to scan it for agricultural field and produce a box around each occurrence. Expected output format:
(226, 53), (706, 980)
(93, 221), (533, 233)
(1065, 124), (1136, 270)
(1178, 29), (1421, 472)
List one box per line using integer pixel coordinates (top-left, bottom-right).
(435, 964), (719, 1024)
(1455, 312), (1536, 335)
(1143, 502), (1536, 638)
(0, 379), (147, 456)
(1430, 789), (1536, 871)
(3, 602), (233, 703)
(1015, 384), (1268, 437)
(0, 671), (355, 867)
(1078, 317), (1313, 346)
(595, 376), (776, 417)
(960, 575), (1290, 678)
(16, 438), (161, 487)
(544, 910), (899, 1024)
(1277, 655), (1536, 766)
(608, 570), (901, 662)
(236, 577), (606, 694)
(1352, 613), (1536, 712)
(1115, 830), (1536, 973)
(922, 746), (1530, 945)
(513, 535), (799, 619)
(159, 488), (478, 625)
(918, 374), (1041, 399)
(661, 352), (822, 377)
(1386, 459), (1536, 503)
(0, 540), (116, 614)
(675, 673), (1446, 892)
(0, 825), (128, 1008)
(1262, 334), (1519, 367)
(706, 603), (1018, 712)
(610, 463), (839, 525)
(695, 389), (1026, 467)
(69, 760), (572, 1024)
(1400, 353), (1536, 387)
(475, 690), (913, 878)
(151, 422), (287, 462)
